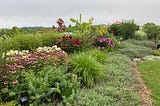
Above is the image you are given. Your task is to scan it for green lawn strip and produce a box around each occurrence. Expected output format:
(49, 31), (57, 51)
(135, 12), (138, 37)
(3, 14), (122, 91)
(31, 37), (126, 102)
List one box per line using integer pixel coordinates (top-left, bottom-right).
(78, 53), (141, 106)
(138, 60), (160, 106)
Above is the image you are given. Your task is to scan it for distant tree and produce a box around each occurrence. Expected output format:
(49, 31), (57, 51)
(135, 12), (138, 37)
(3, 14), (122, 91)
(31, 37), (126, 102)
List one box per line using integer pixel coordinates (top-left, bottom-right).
(143, 23), (160, 45)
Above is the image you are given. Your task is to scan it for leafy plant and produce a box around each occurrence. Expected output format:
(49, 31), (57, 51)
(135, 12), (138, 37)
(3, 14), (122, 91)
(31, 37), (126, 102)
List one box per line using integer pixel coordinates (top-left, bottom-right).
(134, 30), (147, 40)
(86, 49), (108, 64)
(13, 34), (42, 51)
(70, 52), (107, 88)
(94, 36), (115, 51)
(119, 20), (138, 39)
(142, 23), (160, 46)
(57, 35), (84, 53)
(56, 18), (66, 32)
(108, 21), (121, 37)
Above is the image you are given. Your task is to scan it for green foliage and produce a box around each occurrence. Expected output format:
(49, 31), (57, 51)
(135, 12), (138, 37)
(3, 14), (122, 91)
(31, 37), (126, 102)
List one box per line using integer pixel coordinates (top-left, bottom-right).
(108, 23), (121, 37)
(0, 29), (13, 39)
(13, 34), (42, 51)
(153, 50), (160, 56)
(56, 35), (84, 53)
(119, 20), (138, 39)
(39, 33), (60, 47)
(134, 30), (147, 40)
(138, 60), (160, 106)
(0, 101), (18, 106)
(86, 49), (108, 64)
(127, 39), (154, 48)
(76, 53), (141, 106)
(142, 23), (160, 45)
(23, 66), (80, 105)
(119, 41), (153, 59)
(70, 52), (107, 88)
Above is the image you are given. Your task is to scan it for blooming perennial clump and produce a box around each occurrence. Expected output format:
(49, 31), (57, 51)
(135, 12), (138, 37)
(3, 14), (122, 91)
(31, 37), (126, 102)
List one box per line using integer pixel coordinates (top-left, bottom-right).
(95, 37), (115, 50)
(0, 45), (69, 89)
(56, 18), (66, 32)
(57, 35), (83, 53)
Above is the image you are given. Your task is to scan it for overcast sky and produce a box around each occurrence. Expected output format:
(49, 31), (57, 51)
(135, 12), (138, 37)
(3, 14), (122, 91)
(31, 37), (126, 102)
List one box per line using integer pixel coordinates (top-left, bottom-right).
(0, 0), (160, 28)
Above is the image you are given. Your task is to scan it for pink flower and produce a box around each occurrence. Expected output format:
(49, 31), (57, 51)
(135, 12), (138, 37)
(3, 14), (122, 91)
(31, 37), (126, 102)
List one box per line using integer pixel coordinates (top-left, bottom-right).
(11, 70), (16, 74)
(98, 46), (101, 50)
(101, 46), (105, 50)
(4, 81), (8, 85)
(3, 75), (7, 79)
(98, 38), (103, 43)
(102, 37), (107, 42)
(12, 79), (18, 84)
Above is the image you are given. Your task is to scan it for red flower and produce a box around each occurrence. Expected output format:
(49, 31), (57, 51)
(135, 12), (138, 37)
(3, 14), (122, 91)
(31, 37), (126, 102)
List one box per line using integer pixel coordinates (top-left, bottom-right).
(75, 39), (81, 44)
(74, 45), (79, 48)
(57, 42), (61, 47)
(62, 35), (66, 41)
(63, 45), (68, 49)
(69, 35), (72, 39)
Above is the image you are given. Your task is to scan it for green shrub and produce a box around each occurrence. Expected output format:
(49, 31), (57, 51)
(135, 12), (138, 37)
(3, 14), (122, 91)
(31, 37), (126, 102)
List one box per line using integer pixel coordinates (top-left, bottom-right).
(153, 50), (160, 56)
(70, 52), (107, 87)
(134, 30), (147, 40)
(86, 49), (108, 64)
(119, 20), (138, 39)
(13, 34), (42, 51)
(23, 66), (80, 105)
(142, 23), (160, 45)
(39, 33), (60, 47)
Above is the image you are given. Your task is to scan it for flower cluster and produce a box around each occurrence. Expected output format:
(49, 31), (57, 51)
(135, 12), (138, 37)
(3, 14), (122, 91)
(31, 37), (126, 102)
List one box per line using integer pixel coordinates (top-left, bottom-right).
(108, 21), (122, 36)
(57, 35), (83, 53)
(56, 18), (66, 32)
(0, 46), (69, 89)
(95, 37), (115, 50)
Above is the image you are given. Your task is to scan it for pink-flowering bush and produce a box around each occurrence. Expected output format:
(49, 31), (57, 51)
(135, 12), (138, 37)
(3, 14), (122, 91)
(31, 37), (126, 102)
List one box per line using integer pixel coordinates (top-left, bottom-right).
(57, 35), (84, 53)
(95, 37), (115, 50)
(56, 18), (66, 32)
(108, 21), (122, 37)
(0, 46), (69, 101)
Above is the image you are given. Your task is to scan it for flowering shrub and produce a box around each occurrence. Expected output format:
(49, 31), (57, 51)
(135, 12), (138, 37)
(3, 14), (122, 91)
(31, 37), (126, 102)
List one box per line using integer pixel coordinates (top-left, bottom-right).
(108, 21), (121, 37)
(95, 37), (115, 50)
(57, 35), (83, 53)
(56, 18), (66, 32)
(0, 46), (69, 102)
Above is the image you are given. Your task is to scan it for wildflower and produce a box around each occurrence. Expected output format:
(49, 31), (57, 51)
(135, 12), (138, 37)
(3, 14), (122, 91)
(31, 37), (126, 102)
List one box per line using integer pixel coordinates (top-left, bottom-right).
(12, 79), (18, 84)
(4, 81), (8, 85)
(74, 45), (79, 49)
(62, 36), (66, 41)
(101, 46), (105, 50)
(98, 46), (101, 50)
(3, 75), (7, 79)
(69, 35), (72, 39)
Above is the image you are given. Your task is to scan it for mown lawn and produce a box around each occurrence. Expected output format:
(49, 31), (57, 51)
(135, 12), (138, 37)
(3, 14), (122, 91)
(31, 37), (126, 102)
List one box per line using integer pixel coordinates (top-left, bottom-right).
(138, 60), (160, 106)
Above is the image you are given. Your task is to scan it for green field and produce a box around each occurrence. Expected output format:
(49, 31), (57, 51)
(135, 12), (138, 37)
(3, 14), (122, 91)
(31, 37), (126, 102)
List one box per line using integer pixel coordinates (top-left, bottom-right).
(138, 60), (160, 106)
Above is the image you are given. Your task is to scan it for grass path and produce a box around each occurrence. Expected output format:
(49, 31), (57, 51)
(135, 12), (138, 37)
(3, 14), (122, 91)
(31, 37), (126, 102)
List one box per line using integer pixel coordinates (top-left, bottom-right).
(138, 60), (160, 106)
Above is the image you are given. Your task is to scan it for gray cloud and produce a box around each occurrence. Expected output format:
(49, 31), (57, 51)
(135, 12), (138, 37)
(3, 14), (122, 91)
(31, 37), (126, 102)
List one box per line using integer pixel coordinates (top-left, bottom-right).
(0, 0), (160, 28)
